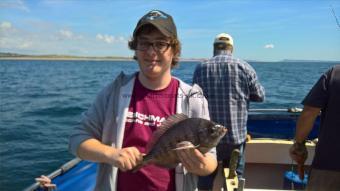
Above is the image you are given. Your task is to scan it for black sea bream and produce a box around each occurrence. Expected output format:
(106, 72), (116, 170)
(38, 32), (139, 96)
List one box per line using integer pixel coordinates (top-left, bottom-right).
(134, 113), (227, 170)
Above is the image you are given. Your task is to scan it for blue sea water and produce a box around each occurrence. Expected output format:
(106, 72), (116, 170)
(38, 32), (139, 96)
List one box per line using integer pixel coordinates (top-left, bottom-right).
(0, 60), (337, 191)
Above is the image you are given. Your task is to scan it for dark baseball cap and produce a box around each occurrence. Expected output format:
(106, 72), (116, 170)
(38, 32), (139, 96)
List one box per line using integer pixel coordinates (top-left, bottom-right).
(133, 10), (177, 38)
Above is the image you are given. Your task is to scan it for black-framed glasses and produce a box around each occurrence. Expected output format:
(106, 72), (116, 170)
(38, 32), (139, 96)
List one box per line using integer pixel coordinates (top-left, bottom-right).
(136, 40), (171, 53)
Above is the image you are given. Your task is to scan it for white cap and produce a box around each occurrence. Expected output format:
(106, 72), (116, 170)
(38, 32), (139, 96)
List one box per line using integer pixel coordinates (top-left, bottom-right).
(214, 33), (233, 46)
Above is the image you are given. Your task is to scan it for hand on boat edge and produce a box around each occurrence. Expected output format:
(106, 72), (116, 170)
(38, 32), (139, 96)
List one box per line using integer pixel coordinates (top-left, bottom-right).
(35, 175), (57, 189)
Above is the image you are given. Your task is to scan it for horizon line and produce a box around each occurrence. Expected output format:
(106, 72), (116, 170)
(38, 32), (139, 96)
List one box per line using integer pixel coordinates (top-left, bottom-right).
(0, 52), (339, 63)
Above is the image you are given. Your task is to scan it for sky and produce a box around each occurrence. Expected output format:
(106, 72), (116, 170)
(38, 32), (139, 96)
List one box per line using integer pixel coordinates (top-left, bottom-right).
(0, 0), (339, 61)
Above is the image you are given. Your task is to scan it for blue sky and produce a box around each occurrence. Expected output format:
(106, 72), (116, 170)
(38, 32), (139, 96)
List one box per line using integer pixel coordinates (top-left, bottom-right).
(1, 0), (339, 61)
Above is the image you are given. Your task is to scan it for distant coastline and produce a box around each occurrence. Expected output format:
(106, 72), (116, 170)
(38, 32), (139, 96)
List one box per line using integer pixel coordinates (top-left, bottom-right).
(0, 52), (204, 62)
(0, 56), (134, 61)
(0, 52), (339, 63)
(0, 52), (134, 61)
(0, 56), (204, 62)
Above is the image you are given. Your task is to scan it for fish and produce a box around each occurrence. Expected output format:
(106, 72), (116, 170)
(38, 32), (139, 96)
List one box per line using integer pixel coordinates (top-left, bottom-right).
(133, 113), (227, 171)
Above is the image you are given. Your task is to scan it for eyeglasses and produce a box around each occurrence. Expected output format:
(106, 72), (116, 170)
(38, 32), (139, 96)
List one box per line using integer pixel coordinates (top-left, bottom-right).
(136, 40), (171, 53)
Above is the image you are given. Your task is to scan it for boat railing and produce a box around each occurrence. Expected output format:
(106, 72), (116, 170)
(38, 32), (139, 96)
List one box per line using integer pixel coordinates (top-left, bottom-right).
(249, 107), (303, 113)
(23, 158), (82, 191)
(248, 108), (303, 120)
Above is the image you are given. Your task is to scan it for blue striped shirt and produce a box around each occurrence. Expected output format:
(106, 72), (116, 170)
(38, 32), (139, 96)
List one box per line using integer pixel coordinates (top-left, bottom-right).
(193, 53), (265, 144)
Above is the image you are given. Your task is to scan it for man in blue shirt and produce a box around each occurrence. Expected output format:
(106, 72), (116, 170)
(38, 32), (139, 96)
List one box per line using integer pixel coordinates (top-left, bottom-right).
(193, 33), (265, 190)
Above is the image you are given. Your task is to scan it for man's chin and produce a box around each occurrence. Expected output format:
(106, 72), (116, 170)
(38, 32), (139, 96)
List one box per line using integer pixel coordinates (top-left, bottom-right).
(141, 70), (160, 79)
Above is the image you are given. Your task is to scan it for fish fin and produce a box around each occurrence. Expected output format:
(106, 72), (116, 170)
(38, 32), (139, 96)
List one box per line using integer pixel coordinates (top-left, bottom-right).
(197, 146), (211, 154)
(131, 163), (144, 173)
(146, 113), (188, 153)
(131, 155), (152, 173)
(161, 113), (188, 129)
(161, 163), (178, 169)
(173, 141), (199, 150)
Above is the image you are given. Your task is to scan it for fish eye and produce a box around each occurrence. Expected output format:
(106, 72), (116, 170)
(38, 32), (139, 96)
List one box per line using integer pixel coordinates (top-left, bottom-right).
(215, 124), (222, 128)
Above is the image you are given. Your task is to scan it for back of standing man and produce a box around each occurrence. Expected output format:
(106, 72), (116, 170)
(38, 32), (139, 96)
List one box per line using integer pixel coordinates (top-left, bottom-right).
(290, 65), (340, 190)
(193, 33), (265, 190)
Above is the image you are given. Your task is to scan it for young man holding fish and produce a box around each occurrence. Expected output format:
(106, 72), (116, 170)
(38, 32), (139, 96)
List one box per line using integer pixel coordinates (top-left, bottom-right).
(69, 10), (220, 191)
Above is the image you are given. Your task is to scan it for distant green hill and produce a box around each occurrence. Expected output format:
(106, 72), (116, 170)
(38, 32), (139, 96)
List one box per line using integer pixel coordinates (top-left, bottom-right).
(0, 52), (28, 57)
(0, 52), (133, 60)
(1, 52), (338, 63)
(0, 52), (203, 62)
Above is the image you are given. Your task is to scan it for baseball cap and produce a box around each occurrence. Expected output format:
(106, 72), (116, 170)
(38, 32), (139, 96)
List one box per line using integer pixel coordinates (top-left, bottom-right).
(133, 10), (177, 38)
(214, 33), (234, 46)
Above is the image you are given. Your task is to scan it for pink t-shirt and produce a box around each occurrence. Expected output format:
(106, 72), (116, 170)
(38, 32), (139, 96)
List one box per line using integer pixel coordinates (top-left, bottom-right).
(117, 76), (179, 191)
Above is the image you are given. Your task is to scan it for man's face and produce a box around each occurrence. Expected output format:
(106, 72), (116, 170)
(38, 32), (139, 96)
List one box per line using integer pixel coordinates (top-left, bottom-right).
(135, 28), (173, 81)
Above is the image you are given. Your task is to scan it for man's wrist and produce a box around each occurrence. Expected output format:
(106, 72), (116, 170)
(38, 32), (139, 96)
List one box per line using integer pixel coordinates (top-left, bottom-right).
(103, 146), (116, 165)
(294, 139), (306, 145)
(293, 139), (307, 153)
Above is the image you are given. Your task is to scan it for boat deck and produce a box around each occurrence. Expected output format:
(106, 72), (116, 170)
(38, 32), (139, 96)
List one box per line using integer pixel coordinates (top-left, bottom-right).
(214, 139), (315, 191)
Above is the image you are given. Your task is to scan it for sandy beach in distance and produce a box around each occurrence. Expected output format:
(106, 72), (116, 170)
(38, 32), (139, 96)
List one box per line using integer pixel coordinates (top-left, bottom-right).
(0, 56), (205, 62)
(0, 56), (134, 61)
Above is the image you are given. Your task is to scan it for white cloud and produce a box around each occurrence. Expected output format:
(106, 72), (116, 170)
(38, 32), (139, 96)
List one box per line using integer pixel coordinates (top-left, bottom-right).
(118, 36), (125, 42)
(264, 44), (274, 49)
(96, 33), (127, 44)
(59, 29), (73, 38)
(58, 29), (83, 40)
(0, 0), (30, 12)
(0, 21), (129, 56)
(0, 37), (9, 47)
(96, 34), (115, 43)
(0, 21), (12, 29)
(18, 42), (32, 49)
(0, 36), (32, 50)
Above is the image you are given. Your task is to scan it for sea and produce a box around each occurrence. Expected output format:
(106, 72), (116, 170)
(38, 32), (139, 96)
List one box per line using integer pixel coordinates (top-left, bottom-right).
(0, 60), (338, 191)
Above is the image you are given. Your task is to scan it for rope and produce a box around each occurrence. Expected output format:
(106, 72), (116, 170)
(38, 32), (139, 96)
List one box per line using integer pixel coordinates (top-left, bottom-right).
(330, 5), (340, 29)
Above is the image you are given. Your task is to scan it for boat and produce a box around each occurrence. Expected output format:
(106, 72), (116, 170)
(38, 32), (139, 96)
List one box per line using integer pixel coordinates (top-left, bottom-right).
(24, 108), (319, 191)
(215, 108), (318, 191)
